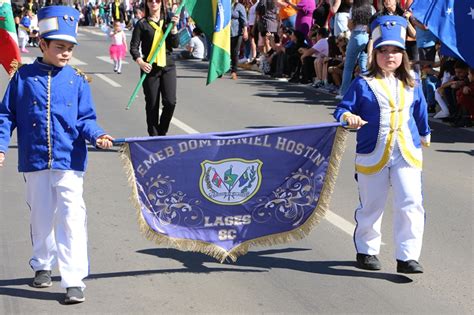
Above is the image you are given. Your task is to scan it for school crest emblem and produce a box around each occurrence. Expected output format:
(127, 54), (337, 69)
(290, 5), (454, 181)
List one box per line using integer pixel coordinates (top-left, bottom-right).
(200, 158), (263, 205)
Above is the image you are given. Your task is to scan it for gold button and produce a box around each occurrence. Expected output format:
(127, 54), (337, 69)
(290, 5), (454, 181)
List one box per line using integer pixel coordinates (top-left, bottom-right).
(32, 123), (36, 127)
(33, 101), (37, 105)
(34, 78), (38, 81)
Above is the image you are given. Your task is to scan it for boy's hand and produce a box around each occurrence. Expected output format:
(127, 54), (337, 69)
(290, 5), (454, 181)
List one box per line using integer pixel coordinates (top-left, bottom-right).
(96, 135), (114, 149)
(0, 152), (4, 167)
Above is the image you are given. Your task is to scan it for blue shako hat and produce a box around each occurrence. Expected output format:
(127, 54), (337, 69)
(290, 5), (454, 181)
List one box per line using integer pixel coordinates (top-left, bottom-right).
(38, 6), (80, 44)
(370, 15), (407, 50)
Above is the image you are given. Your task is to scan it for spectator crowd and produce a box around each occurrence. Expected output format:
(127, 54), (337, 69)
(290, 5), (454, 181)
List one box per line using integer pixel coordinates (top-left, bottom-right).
(9, 0), (474, 128)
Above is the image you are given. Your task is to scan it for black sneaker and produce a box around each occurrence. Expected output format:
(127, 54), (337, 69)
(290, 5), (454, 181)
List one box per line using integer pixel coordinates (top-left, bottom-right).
(65, 287), (85, 304)
(356, 253), (382, 270)
(397, 260), (424, 274)
(32, 270), (52, 288)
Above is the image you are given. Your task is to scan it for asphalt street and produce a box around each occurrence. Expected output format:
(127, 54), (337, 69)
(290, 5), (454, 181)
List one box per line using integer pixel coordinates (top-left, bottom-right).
(0, 27), (472, 314)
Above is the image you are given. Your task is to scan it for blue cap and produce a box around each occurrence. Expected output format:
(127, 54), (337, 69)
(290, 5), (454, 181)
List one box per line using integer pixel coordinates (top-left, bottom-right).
(38, 6), (80, 44)
(370, 15), (407, 50)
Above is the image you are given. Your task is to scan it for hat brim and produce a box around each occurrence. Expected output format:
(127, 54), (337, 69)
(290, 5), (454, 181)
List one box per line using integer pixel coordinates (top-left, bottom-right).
(41, 34), (78, 45)
(374, 40), (405, 50)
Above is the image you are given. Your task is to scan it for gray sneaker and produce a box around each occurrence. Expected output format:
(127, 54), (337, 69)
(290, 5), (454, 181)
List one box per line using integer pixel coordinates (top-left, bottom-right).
(32, 270), (52, 288)
(65, 287), (85, 304)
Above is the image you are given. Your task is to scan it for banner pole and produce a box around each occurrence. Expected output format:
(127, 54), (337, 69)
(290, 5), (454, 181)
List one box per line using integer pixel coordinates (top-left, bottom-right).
(126, 0), (187, 110)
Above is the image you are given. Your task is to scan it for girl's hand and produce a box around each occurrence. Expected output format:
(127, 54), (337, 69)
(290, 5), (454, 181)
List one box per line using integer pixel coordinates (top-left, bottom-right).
(462, 86), (471, 94)
(96, 134), (114, 150)
(0, 152), (5, 167)
(138, 59), (152, 73)
(345, 115), (368, 129)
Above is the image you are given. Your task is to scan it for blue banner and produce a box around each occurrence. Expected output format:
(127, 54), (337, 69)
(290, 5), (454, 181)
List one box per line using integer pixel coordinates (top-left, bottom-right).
(121, 123), (347, 261)
(411, 0), (474, 68)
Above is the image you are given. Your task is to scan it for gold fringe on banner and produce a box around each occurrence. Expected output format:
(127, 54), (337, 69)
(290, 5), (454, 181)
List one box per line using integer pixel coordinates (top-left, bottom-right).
(119, 127), (348, 263)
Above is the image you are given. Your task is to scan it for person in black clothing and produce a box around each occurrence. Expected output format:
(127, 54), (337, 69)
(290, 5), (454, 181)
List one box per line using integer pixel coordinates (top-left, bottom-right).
(24, 0), (39, 14)
(111, 0), (128, 23)
(129, 0), (179, 137)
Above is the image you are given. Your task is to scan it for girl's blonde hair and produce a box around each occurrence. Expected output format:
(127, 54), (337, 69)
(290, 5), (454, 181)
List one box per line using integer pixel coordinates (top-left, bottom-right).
(366, 47), (415, 88)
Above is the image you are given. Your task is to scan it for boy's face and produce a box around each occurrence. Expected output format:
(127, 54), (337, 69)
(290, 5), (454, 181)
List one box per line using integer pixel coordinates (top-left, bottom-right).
(40, 39), (75, 67)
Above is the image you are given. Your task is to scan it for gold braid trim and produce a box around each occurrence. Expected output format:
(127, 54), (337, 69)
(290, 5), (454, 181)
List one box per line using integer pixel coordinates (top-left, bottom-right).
(9, 59), (23, 78)
(120, 127), (349, 263)
(72, 65), (92, 82)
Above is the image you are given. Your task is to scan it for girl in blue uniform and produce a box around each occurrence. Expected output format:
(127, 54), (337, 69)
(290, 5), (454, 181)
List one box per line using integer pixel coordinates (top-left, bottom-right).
(333, 15), (430, 274)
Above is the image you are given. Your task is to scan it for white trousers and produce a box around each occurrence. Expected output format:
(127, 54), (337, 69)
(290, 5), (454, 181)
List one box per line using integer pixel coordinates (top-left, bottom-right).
(354, 149), (425, 261)
(24, 169), (88, 289)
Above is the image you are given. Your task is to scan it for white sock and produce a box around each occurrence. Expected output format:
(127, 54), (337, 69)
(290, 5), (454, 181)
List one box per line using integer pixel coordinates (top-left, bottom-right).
(21, 37), (27, 49)
(117, 59), (122, 73)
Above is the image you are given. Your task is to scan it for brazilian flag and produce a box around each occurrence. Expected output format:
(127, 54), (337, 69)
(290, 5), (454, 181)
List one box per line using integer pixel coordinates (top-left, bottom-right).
(184, 0), (231, 84)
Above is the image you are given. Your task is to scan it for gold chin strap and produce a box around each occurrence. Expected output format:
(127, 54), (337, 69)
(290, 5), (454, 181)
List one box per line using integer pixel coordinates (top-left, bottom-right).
(146, 20), (167, 67)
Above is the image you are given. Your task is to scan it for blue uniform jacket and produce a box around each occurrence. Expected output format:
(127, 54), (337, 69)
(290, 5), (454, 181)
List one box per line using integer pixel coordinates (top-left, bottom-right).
(333, 75), (431, 155)
(0, 58), (105, 172)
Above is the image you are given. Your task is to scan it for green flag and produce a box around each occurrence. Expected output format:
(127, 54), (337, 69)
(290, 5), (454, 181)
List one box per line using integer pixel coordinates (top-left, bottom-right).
(184, 0), (231, 84)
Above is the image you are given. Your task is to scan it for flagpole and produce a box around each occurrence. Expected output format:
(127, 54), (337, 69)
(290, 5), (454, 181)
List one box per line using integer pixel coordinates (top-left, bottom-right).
(125, 0), (186, 110)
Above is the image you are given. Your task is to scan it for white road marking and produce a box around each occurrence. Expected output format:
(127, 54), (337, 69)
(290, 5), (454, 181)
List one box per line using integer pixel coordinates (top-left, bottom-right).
(325, 210), (385, 244)
(96, 56), (129, 65)
(95, 73), (121, 87)
(79, 28), (107, 37)
(69, 57), (87, 66)
(171, 117), (200, 134)
(325, 210), (355, 237)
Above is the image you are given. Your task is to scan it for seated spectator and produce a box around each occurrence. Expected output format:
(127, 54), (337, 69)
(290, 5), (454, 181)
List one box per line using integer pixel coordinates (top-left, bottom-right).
(325, 33), (349, 92)
(452, 68), (474, 127)
(437, 60), (469, 121)
(307, 27), (330, 87)
(293, 28), (329, 84)
(180, 27), (206, 60)
(285, 30), (309, 81)
(267, 26), (292, 78)
(421, 64), (440, 115)
(434, 57), (456, 119)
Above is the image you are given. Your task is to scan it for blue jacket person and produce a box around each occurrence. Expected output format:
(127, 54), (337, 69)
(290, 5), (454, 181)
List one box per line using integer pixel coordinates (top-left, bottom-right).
(0, 5), (113, 304)
(333, 15), (430, 274)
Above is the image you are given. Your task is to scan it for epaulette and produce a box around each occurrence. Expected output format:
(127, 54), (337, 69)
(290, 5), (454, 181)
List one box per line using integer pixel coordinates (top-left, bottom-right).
(8, 59), (23, 78)
(72, 66), (92, 83)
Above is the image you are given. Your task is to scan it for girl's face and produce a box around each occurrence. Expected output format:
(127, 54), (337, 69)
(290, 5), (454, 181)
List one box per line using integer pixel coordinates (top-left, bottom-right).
(376, 45), (403, 73)
(113, 22), (121, 31)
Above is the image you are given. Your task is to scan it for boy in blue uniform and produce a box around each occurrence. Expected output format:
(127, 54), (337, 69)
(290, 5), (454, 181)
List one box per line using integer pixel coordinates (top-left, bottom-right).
(0, 6), (114, 304)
